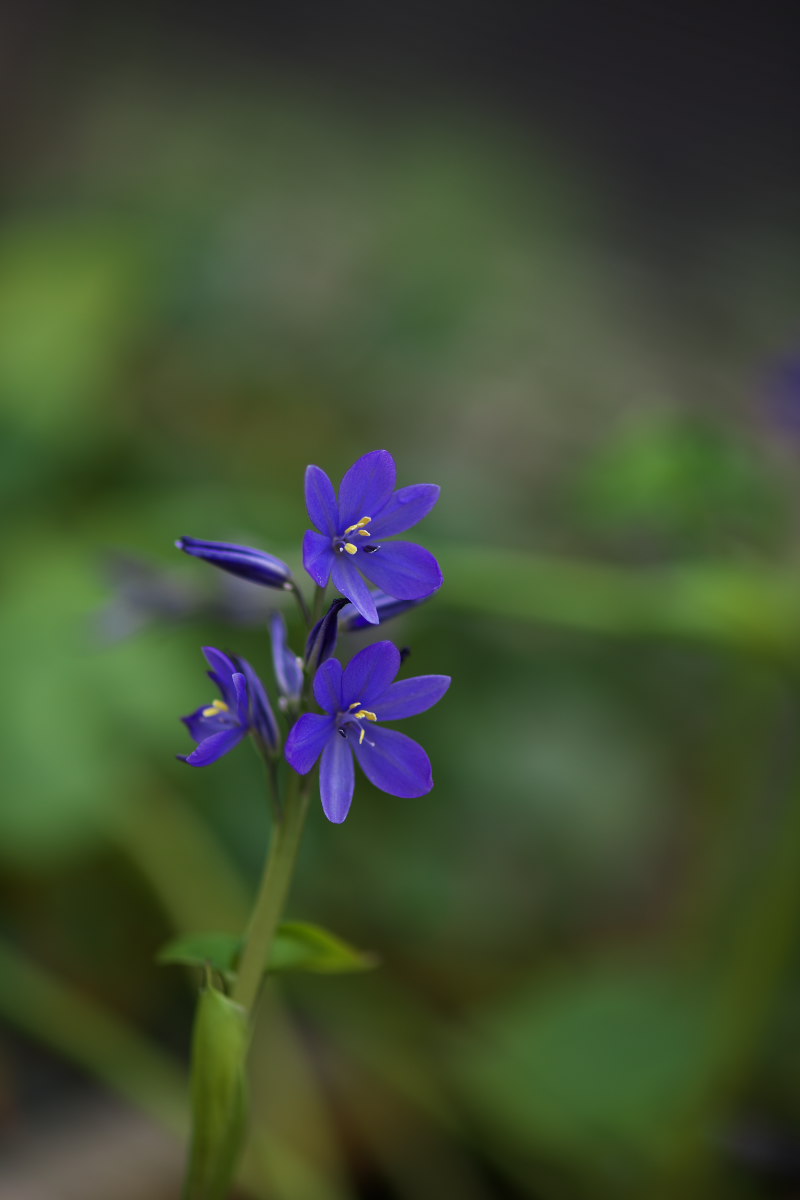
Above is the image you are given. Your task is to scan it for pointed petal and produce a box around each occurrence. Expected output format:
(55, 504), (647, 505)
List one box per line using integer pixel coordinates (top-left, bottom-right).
(372, 675), (451, 721)
(270, 611), (304, 701)
(285, 713), (335, 774)
(352, 726), (433, 798)
(235, 656), (280, 751)
(331, 556), (379, 624)
(313, 658), (344, 714)
(338, 450), (396, 530)
(357, 541), (442, 600)
(232, 672), (249, 725)
(176, 537), (292, 588)
(319, 734), (355, 823)
(370, 484), (440, 537)
(202, 647), (240, 707)
(342, 641), (401, 707)
(305, 465), (339, 536)
(179, 727), (246, 767)
(303, 530), (334, 588)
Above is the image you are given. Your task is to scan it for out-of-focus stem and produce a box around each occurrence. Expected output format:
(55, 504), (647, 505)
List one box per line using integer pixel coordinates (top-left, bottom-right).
(231, 770), (311, 1015)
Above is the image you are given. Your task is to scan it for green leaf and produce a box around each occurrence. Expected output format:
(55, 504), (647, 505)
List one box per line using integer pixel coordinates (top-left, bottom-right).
(158, 922), (377, 980)
(269, 921), (378, 974)
(157, 932), (242, 979)
(184, 978), (248, 1200)
(456, 961), (716, 1185)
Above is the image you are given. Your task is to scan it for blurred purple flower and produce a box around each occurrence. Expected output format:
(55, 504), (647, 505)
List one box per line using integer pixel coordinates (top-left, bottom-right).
(766, 351), (800, 436)
(179, 647), (278, 766)
(285, 641), (450, 823)
(302, 450), (442, 625)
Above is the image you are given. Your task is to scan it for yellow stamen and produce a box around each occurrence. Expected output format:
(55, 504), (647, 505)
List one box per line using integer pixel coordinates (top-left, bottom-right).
(359, 727), (365, 744)
(348, 701), (362, 710)
(343, 516), (372, 534)
(201, 699), (229, 718)
(357, 529), (370, 536)
(343, 543), (358, 555)
(353, 709), (377, 722)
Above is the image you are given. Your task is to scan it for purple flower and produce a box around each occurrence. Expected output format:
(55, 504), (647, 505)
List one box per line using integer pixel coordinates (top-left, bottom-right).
(270, 611), (304, 706)
(179, 647), (278, 766)
(176, 537), (293, 590)
(284, 641), (450, 823)
(302, 450), (442, 625)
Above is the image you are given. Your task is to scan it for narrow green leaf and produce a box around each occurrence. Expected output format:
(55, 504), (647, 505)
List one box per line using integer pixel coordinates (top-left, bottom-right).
(269, 921), (378, 974)
(157, 932), (242, 981)
(184, 978), (248, 1200)
(158, 922), (377, 980)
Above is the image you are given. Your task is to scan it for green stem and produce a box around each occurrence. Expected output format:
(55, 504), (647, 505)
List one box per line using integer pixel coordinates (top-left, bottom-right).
(310, 583), (327, 626)
(231, 770), (311, 1014)
(290, 582), (311, 626)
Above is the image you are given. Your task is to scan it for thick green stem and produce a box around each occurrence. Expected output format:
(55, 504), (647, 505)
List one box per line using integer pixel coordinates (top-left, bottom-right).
(231, 771), (311, 1014)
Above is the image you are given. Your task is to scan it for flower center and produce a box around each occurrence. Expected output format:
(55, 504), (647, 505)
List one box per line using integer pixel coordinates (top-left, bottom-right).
(332, 515), (380, 557)
(337, 700), (378, 745)
(200, 699), (238, 727)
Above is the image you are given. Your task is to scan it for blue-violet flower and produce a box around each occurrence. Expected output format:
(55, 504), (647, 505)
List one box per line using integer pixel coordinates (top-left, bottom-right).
(285, 641), (450, 823)
(179, 646), (278, 766)
(303, 450), (442, 624)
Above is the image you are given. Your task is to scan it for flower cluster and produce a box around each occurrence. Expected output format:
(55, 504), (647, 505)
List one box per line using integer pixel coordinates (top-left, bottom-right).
(176, 451), (449, 821)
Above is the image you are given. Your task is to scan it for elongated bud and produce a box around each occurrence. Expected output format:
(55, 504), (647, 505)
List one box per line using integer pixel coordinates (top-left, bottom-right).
(269, 612), (304, 704)
(176, 537), (293, 590)
(305, 598), (347, 672)
(184, 978), (248, 1200)
(339, 590), (427, 632)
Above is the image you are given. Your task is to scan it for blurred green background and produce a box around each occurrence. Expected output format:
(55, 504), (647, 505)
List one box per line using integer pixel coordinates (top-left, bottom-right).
(3, 6), (800, 1198)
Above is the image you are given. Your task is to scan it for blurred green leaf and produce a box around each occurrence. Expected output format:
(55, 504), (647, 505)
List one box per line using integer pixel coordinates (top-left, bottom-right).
(456, 961), (715, 1182)
(159, 922), (377, 978)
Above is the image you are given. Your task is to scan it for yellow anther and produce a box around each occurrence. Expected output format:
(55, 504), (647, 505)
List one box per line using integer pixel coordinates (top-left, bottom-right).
(357, 529), (370, 536)
(343, 542), (358, 555)
(353, 709), (377, 722)
(358, 727), (366, 745)
(201, 699), (229, 718)
(348, 701), (362, 710)
(343, 516), (372, 534)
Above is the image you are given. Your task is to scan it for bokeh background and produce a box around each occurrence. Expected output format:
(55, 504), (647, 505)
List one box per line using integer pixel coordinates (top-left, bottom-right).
(2, 4), (800, 1197)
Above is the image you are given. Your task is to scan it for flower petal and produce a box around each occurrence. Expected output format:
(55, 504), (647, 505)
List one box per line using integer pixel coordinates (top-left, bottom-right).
(319, 734), (355, 823)
(371, 675), (451, 721)
(303, 530), (334, 588)
(352, 726), (433, 798)
(313, 658), (344, 714)
(370, 484), (440, 537)
(285, 713), (335, 774)
(176, 538), (292, 589)
(342, 641), (401, 707)
(270, 611), (304, 701)
(337, 450), (397, 530)
(179, 727), (246, 767)
(357, 541), (443, 600)
(202, 647), (240, 708)
(235, 656), (279, 751)
(331, 556), (379, 624)
(305, 465), (339, 536)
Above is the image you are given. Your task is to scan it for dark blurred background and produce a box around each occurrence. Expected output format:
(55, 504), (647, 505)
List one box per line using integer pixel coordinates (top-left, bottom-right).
(2, 3), (800, 1197)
